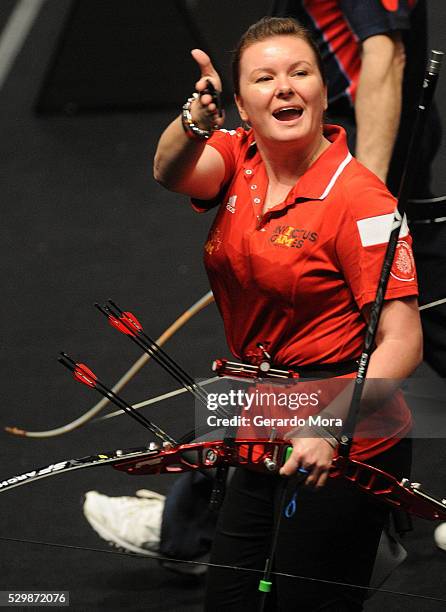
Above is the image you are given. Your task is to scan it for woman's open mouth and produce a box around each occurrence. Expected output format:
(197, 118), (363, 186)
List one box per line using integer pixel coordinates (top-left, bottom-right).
(272, 107), (304, 122)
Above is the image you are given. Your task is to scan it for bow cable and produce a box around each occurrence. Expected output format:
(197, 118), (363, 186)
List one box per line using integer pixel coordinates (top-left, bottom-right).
(0, 535), (445, 605)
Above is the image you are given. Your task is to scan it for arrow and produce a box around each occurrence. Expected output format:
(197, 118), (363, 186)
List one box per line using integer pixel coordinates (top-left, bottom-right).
(58, 352), (177, 446)
(96, 299), (226, 414)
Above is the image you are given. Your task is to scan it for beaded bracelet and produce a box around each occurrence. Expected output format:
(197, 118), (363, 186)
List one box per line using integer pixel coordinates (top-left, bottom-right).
(181, 93), (215, 140)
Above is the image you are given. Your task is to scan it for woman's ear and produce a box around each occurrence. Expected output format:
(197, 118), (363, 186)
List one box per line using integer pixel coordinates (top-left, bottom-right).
(323, 85), (328, 112)
(234, 93), (249, 123)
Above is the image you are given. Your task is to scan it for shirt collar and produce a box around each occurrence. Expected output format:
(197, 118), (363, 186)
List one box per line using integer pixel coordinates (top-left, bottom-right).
(243, 124), (352, 200)
(291, 125), (352, 201)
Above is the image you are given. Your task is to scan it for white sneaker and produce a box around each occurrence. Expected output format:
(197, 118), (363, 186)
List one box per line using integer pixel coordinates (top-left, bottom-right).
(83, 489), (165, 556)
(434, 522), (446, 551)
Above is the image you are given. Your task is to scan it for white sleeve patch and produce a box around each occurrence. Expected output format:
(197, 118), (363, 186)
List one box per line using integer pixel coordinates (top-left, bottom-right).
(357, 213), (409, 247)
(219, 129), (237, 136)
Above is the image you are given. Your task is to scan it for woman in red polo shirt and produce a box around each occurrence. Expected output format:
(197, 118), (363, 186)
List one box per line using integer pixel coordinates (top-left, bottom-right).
(154, 16), (422, 612)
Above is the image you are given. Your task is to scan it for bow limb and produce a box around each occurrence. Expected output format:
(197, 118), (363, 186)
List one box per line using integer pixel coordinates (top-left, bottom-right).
(1, 438), (446, 522)
(4, 291), (215, 438)
(0, 439), (289, 494)
(0, 439), (271, 493)
(419, 296), (446, 311)
(331, 456), (446, 521)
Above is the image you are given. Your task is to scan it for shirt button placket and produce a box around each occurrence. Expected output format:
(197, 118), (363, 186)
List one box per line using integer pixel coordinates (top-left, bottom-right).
(245, 168), (264, 224)
(250, 179), (262, 206)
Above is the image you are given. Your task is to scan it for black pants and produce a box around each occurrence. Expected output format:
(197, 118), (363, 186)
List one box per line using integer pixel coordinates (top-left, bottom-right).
(205, 439), (411, 612)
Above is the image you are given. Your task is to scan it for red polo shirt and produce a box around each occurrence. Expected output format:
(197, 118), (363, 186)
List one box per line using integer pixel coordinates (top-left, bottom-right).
(193, 125), (418, 459)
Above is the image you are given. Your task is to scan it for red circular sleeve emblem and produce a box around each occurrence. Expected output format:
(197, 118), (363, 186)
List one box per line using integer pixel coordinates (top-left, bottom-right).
(390, 240), (415, 281)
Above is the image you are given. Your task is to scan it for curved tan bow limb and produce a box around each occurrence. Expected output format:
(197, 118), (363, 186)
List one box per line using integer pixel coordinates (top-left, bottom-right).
(5, 291), (215, 438)
(419, 297), (446, 311)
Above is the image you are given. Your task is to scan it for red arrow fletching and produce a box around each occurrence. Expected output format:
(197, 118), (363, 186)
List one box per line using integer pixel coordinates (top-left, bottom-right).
(73, 363), (97, 388)
(121, 311), (142, 332)
(108, 312), (142, 337)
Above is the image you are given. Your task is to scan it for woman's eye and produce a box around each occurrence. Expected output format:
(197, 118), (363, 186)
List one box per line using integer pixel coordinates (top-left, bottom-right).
(255, 75), (273, 83)
(292, 70), (307, 77)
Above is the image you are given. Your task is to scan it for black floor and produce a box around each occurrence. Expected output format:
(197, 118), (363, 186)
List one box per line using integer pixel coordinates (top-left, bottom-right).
(1, 1), (446, 610)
